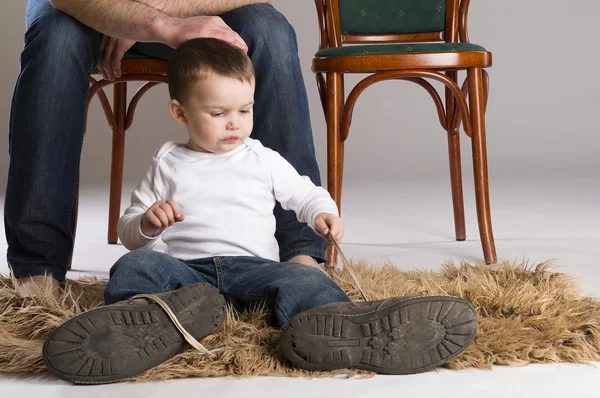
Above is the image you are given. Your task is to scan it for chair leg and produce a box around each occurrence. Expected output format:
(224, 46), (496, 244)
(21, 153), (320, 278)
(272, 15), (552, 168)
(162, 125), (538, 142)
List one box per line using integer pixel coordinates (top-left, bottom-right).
(327, 73), (344, 209)
(108, 83), (127, 244)
(325, 72), (343, 268)
(340, 76), (346, 202)
(445, 71), (466, 241)
(467, 68), (497, 264)
(447, 132), (466, 240)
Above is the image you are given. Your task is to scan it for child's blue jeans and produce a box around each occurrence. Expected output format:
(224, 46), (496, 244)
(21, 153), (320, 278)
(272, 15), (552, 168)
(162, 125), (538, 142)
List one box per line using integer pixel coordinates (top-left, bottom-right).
(104, 249), (351, 326)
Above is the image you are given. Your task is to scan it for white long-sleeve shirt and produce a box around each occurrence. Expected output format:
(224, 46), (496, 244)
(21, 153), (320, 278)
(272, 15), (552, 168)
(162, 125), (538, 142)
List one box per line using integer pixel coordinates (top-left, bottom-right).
(118, 138), (339, 262)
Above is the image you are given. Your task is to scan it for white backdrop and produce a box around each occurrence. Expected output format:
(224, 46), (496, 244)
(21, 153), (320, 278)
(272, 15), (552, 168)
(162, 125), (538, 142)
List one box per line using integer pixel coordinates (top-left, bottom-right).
(1, 0), (599, 189)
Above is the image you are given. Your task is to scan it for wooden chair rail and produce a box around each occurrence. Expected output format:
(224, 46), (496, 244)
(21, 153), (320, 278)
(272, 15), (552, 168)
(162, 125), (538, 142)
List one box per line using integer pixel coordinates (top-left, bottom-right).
(87, 74), (167, 132)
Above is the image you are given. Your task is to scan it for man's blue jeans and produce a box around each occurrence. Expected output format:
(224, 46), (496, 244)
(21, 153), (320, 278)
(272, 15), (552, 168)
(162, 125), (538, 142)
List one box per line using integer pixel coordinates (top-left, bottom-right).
(105, 250), (350, 326)
(5, 1), (326, 281)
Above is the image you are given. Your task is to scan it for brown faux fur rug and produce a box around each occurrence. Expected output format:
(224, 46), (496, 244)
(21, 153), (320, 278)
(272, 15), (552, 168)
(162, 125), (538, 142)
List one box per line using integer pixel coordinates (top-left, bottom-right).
(1, 259), (599, 381)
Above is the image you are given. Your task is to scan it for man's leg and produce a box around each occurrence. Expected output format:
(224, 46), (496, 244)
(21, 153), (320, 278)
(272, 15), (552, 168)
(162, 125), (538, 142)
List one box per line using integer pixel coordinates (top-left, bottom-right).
(5, 0), (101, 289)
(44, 249), (224, 384)
(220, 5), (327, 264)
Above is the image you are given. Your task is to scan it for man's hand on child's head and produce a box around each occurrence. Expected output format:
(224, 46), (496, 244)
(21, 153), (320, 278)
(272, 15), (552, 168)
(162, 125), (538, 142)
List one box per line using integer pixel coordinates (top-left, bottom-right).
(141, 200), (185, 237)
(314, 213), (344, 243)
(162, 16), (248, 53)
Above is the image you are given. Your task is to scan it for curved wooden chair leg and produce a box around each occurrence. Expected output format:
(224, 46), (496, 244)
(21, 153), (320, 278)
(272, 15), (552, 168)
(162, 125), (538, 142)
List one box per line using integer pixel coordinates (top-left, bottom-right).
(467, 68), (496, 264)
(325, 72), (343, 269)
(108, 83), (127, 244)
(482, 69), (490, 112)
(445, 71), (466, 241)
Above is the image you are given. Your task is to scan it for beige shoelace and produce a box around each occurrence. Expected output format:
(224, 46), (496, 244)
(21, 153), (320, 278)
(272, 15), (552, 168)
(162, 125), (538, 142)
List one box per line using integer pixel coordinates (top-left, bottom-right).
(328, 232), (370, 302)
(131, 294), (225, 356)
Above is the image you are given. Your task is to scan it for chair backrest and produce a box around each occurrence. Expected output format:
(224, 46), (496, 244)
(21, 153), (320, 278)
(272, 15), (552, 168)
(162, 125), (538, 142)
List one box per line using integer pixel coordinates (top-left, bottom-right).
(315, 0), (472, 49)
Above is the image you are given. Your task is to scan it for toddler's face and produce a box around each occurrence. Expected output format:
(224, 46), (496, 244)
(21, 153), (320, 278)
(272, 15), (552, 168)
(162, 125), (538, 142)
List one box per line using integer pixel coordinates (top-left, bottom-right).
(172, 74), (255, 153)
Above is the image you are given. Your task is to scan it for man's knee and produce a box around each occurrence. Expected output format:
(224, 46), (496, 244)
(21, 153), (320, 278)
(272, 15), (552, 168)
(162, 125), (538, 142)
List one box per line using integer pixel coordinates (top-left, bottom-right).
(223, 4), (297, 53)
(23, 5), (100, 68)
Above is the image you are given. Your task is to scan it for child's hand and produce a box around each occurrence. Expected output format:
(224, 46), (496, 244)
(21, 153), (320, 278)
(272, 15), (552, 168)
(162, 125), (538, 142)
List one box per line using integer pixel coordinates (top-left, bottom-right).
(314, 213), (344, 242)
(141, 200), (185, 237)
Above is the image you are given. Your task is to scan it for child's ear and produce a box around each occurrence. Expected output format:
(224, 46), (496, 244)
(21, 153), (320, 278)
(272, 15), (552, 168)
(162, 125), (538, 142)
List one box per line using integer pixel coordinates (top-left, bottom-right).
(169, 99), (187, 125)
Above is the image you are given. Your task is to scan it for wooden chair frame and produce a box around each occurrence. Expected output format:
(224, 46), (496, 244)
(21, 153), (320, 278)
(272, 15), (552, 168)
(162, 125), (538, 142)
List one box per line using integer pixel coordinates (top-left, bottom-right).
(84, 58), (168, 244)
(313, 0), (497, 264)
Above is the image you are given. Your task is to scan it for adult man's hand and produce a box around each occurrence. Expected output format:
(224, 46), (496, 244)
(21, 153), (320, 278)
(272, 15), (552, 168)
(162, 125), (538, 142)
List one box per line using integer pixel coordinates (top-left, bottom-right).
(98, 35), (136, 80)
(160, 15), (248, 52)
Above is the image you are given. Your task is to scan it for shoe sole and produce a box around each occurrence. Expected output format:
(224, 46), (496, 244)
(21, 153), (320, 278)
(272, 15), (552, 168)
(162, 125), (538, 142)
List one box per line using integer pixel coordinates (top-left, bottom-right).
(43, 282), (225, 384)
(280, 296), (477, 374)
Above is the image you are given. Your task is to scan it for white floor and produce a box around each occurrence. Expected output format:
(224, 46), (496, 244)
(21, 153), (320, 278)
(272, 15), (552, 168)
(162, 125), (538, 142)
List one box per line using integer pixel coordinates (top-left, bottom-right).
(1, 174), (599, 398)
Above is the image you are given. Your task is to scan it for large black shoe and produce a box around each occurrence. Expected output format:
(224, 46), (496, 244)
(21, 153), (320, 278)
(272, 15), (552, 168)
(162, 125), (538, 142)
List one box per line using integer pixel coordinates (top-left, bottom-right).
(43, 282), (225, 384)
(280, 296), (477, 374)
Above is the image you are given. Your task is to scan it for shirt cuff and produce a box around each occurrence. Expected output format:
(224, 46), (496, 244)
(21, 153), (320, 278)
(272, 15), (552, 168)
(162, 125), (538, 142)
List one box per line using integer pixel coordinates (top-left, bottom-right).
(136, 214), (164, 242)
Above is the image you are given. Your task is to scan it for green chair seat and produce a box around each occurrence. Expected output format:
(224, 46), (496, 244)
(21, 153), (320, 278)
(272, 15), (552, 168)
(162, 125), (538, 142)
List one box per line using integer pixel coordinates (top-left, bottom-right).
(315, 43), (486, 57)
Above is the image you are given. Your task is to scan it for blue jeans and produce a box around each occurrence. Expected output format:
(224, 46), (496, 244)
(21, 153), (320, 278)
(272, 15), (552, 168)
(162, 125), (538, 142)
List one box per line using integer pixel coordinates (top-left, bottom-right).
(105, 249), (350, 326)
(5, 1), (325, 281)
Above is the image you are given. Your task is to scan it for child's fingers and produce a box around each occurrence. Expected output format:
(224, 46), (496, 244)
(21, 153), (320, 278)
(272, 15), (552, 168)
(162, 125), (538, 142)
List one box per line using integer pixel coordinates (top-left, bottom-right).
(329, 225), (340, 241)
(153, 208), (170, 227)
(144, 212), (163, 229)
(327, 218), (344, 242)
(166, 200), (184, 221)
(334, 228), (344, 242)
(314, 216), (329, 236)
(158, 202), (176, 225)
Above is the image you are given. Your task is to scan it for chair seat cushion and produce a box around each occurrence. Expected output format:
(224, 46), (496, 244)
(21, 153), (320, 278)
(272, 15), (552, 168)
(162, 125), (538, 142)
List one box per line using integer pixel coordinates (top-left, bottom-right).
(315, 42), (486, 57)
(123, 51), (153, 59)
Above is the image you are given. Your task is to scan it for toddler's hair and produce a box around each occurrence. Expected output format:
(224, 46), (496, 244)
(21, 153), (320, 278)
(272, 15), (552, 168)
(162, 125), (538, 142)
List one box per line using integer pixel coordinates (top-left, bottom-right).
(167, 38), (255, 103)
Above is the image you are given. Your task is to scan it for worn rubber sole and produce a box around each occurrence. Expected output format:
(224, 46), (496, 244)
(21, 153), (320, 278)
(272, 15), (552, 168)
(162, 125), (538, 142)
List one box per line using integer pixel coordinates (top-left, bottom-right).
(43, 282), (225, 384)
(280, 296), (477, 374)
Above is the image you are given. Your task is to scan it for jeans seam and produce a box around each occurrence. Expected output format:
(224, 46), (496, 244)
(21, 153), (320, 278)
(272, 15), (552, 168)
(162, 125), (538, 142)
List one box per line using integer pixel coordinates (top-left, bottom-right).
(65, 85), (90, 229)
(213, 257), (224, 291)
(66, 50), (97, 237)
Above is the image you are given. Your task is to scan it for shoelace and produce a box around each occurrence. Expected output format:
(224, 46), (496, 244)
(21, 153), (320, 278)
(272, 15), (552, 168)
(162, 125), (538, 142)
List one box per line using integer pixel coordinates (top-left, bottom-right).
(131, 294), (225, 356)
(328, 232), (370, 302)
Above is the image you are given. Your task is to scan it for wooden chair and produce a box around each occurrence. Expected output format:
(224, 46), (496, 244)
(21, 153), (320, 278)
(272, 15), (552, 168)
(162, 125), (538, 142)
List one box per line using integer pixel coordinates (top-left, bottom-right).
(313, 0), (497, 264)
(85, 57), (168, 244)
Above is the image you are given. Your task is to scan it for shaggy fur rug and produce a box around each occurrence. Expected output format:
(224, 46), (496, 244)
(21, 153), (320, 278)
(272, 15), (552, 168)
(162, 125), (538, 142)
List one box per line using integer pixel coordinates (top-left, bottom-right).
(1, 260), (599, 382)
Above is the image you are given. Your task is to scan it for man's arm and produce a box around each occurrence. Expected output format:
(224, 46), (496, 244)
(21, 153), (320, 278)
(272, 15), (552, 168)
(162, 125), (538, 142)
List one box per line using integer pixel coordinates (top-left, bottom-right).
(49, 0), (248, 49)
(135, 0), (272, 18)
(50, 0), (169, 42)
